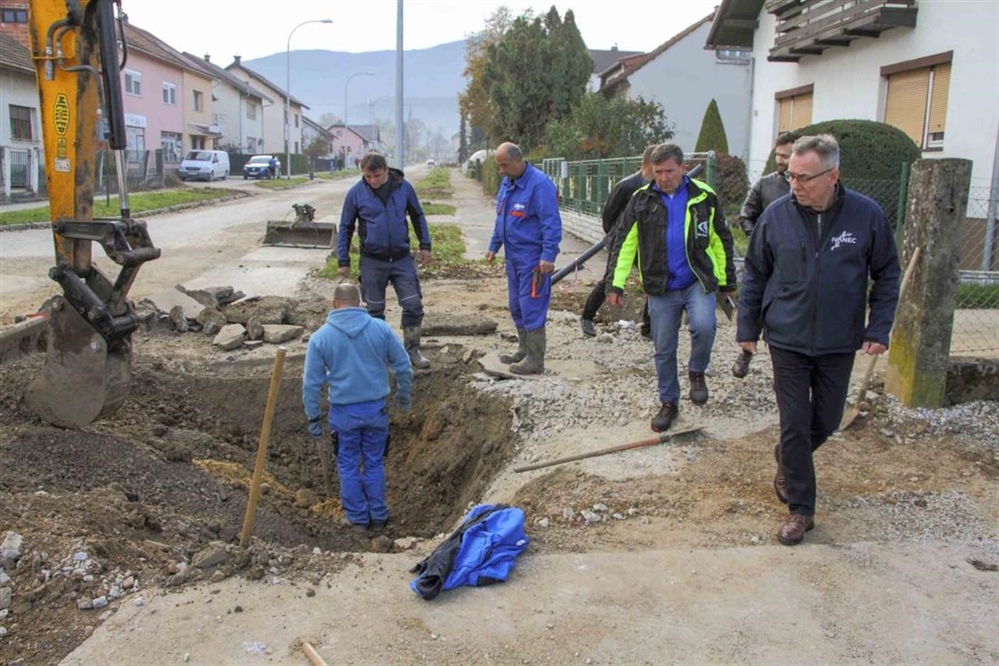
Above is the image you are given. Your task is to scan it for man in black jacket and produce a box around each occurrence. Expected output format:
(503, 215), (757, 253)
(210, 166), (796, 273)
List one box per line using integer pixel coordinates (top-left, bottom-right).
(737, 134), (900, 546)
(737, 132), (798, 235)
(580, 145), (655, 338)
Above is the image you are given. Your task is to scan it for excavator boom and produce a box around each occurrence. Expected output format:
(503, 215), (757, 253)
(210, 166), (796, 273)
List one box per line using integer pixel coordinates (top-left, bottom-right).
(21, 0), (159, 428)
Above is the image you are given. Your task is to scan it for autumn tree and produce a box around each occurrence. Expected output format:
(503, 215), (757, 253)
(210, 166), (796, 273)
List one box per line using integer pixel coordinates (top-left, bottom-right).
(545, 93), (674, 160)
(459, 7), (516, 149)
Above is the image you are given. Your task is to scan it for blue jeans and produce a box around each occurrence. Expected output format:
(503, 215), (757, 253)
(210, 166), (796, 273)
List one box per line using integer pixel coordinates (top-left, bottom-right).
(359, 254), (424, 328)
(505, 259), (550, 331)
(647, 283), (717, 404)
(328, 398), (390, 526)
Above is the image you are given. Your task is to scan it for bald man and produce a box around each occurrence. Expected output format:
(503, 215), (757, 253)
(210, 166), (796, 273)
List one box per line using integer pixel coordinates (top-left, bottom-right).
(485, 142), (563, 374)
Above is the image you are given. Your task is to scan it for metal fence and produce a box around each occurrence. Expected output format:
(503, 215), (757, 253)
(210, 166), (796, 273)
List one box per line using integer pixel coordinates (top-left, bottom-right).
(541, 152), (999, 356)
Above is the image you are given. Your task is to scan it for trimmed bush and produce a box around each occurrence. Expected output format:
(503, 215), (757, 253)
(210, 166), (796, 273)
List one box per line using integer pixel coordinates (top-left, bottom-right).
(713, 153), (750, 218)
(695, 99), (729, 154)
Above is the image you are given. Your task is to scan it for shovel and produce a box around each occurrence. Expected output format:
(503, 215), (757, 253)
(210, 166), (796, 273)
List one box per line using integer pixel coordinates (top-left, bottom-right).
(839, 247), (921, 430)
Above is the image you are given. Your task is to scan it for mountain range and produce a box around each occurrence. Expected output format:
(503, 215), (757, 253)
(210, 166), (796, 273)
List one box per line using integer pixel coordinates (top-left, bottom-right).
(244, 41), (467, 139)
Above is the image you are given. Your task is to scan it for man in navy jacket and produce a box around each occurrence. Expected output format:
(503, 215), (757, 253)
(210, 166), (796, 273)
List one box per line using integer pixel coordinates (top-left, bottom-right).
(737, 134), (900, 546)
(338, 153), (433, 369)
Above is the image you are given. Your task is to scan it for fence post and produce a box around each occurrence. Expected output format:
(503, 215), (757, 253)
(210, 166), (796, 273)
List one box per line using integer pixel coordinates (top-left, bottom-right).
(886, 158), (972, 408)
(706, 151), (717, 190)
(894, 161), (909, 248)
(982, 127), (999, 271)
(0, 146), (8, 201)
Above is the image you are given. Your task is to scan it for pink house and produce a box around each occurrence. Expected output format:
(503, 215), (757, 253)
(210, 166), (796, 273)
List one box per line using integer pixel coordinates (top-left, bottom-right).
(327, 123), (382, 169)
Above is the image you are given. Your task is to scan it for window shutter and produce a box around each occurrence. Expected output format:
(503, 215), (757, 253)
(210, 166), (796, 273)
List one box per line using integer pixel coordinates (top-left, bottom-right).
(885, 69), (930, 146)
(778, 98), (792, 133)
(792, 93), (813, 129)
(927, 62), (950, 134)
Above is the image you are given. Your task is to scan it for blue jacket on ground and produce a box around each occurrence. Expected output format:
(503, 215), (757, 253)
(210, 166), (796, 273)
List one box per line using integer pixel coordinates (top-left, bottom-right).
(489, 163), (562, 264)
(338, 168), (432, 267)
(737, 185), (900, 355)
(302, 307), (413, 420)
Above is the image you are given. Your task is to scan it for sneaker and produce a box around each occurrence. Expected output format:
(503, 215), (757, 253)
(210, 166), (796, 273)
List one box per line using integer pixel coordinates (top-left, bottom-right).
(773, 443), (788, 504)
(777, 514), (814, 546)
(688, 371), (709, 405)
(580, 318), (597, 337)
(651, 402), (678, 433)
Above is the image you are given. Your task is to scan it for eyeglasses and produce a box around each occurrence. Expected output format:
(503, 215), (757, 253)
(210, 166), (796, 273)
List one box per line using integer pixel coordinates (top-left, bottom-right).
(784, 167), (833, 183)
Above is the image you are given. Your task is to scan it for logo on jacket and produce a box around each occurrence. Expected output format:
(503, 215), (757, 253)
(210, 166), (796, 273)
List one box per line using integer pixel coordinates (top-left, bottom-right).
(511, 203), (527, 218)
(830, 231), (857, 250)
(697, 220), (709, 237)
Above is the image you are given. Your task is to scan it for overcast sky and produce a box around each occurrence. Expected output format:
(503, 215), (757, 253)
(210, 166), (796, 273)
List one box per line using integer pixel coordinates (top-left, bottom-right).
(122, 0), (720, 60)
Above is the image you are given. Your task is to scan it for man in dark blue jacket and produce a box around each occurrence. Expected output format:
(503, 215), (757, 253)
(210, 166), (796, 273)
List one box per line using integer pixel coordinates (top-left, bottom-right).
(485, 142), (562, 375)
(737, 134), (900, 546)
(338, 152), (433, 369)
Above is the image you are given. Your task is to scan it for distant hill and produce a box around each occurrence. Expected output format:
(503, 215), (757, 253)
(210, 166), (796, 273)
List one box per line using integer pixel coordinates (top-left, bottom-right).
(244, 41), (466, 139)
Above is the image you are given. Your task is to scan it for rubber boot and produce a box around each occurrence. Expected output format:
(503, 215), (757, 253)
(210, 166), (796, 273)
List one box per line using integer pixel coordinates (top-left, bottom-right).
(500, 328), (527, 364)
(510, 327), (545, 375)
(403, 326), (431, 369)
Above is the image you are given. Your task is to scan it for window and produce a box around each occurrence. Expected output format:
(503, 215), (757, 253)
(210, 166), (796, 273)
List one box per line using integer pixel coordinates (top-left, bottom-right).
(775, 85), (813, 134)
(1, 9), (28, 22)
(9, 105), (33, 141)
(124, 69), (142, 96)
(193, 90), (204, 112)
(160, 131), (182, 162)
(247, 137), (257, 153)
(883, 52), (952, 150)
(294, 114), (299, 128)
(162, 82), (176, 105)
(716, 48), (750, 63)
(246, 101), (257, 120)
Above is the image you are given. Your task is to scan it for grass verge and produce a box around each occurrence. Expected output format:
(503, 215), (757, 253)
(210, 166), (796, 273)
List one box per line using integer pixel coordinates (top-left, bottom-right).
(415, 167), (453, 200)
(254, 177), (310, 189)
(423, 203), (456, 216)
(0, 188), (238, 226)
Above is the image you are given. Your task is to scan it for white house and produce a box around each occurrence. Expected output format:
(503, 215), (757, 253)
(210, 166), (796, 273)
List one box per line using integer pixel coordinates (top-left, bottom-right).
(227, 57), (308, 160)
(706, 0), (999, 187)
(601, 12), (753, 160)
(188, 53), (271, 155)
(0, 31), (41, 198)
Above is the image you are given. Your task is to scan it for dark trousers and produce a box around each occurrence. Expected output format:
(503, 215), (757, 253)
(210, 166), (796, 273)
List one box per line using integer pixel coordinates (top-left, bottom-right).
(769, 346), (855, 516)
(359, 254), (424, 328)
(582, 276), (650, 331)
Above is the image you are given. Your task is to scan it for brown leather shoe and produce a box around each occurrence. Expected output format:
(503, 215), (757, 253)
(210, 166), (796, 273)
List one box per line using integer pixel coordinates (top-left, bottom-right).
(777, 514), (814, 546)
(773, 443), (788, 505)
(651, 402), (678, 433)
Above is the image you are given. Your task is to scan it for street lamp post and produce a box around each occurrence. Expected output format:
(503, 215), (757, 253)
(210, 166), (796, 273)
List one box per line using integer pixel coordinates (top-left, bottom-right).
(286, 19), (332, 179)
(344, 71), (374, 165)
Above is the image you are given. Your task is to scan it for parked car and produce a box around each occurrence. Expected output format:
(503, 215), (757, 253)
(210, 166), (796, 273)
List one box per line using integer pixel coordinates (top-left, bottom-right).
(178, 150), (229, 182)
(426, 159), (436, 167)
(243, 155), (280, 179)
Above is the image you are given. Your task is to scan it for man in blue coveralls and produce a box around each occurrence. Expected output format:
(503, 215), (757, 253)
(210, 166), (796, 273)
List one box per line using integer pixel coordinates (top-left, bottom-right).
(485, 142), (563, 375)
(303, 283), (413, 533)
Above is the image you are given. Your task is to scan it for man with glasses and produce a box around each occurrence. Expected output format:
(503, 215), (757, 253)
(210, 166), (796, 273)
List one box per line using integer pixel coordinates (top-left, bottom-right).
(736, 134), (900, 546)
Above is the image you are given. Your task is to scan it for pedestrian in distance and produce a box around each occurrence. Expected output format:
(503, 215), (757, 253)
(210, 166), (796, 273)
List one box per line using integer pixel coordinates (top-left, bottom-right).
(737, 134), (900, 546)
(302, 282), (414, 533)
(338, 152), (434, 369)
(731, 131), (800, 378)
(268, 155), (278, 180)
(485, 142), (563, 375)
(580, 145), (656, 339)
(606, 143), (737, 433)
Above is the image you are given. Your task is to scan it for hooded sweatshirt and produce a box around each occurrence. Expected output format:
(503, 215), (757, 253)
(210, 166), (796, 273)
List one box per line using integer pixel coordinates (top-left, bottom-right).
(302, 307), (413, 420)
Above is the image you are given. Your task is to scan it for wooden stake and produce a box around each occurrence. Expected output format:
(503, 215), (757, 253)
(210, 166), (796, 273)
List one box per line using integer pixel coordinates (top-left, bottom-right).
(240, 346), (287, 548)
(513, 424), (704, 473)
(302, 642), (328, 666)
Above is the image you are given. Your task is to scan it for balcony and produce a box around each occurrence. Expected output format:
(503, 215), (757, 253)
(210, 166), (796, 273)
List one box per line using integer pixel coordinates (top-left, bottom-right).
(767, 0), (917, 62)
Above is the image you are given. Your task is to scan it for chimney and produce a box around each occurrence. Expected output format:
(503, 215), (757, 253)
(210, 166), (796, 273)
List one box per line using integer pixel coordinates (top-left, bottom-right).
(203, 54), (211, 63)
(233, 55), (241, 66)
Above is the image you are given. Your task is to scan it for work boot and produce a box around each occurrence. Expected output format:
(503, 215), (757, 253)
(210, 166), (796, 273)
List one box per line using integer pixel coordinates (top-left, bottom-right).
(773, 443), (788, 504)
(732, 350), (753, 378)
(500, 328), (528, 364)
(510, 328), (546, 375)
(777, 514), (814, 546)
(580, 318), (597, 337)
(688, 371), (709, 405)
(651, 402), (678, 433)
(403, 326), (431, 369)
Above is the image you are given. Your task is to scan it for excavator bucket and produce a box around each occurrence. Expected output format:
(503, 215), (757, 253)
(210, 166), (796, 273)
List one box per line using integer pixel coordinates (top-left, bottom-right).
(263, 203), (336, 248)
(25, 298), (130, 429)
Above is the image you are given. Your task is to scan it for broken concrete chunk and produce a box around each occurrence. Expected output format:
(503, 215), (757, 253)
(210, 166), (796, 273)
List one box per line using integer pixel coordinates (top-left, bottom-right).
(213, 324), (246, 351)
(0, 532), (23, 565)
(246, 316), (264, 341)
(140, 291), (206, 321)
(175, 284), (220, 310)
(192, 543), (231, 570)
(262, 325), (304, 344)
(168, 306), (189, 333)
(196, 308), (229, 336)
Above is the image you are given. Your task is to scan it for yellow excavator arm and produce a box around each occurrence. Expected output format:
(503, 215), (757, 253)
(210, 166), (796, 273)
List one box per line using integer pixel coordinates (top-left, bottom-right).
(23, 0), (160, 428)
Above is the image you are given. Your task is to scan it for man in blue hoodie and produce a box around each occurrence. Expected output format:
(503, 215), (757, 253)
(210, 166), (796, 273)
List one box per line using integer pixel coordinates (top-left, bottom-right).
(303, 283), (414, 533)
(338, 152), (433, 369)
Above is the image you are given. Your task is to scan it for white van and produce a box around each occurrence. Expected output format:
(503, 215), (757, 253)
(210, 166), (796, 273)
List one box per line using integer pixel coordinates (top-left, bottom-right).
(178, 150), (230, 182)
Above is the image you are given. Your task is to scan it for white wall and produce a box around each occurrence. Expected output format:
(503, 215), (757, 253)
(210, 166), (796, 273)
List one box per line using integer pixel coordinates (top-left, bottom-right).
(627, 21), (753, 160)
(0, 70), (41, 151)
(748, 1), (999, 186)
